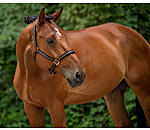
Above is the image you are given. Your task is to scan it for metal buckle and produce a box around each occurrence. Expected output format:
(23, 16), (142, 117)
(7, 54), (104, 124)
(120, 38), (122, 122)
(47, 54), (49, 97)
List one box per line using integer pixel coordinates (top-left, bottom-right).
(53, 59), (59, 66)
(34, 47), (38, 51)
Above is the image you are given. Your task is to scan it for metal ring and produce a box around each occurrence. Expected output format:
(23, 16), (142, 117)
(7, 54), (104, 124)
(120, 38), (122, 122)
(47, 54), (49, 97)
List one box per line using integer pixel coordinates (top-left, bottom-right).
(53, 59), (60, 66)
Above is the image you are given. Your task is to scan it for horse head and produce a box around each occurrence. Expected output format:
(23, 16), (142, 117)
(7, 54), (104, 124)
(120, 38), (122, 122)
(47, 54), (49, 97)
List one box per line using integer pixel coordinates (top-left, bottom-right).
(29, 8), (85, 88)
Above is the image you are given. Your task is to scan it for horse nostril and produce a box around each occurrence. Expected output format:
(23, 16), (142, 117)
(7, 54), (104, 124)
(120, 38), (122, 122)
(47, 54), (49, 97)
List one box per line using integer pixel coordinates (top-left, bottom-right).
(75, 72), (81, 81)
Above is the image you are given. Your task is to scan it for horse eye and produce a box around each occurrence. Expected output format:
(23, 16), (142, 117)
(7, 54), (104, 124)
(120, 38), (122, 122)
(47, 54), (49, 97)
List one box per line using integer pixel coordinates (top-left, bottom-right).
(47, 38), (54, 44)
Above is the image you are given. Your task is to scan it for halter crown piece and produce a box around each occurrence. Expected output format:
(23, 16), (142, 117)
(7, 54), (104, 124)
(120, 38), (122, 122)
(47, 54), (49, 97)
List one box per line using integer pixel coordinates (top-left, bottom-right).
(33, 18), (75, 75)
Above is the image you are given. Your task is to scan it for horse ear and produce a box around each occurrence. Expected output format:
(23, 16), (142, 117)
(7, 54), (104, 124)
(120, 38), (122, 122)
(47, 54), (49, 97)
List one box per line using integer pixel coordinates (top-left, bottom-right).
(52, 7), (63, 22)
(38, 8), (46, 25)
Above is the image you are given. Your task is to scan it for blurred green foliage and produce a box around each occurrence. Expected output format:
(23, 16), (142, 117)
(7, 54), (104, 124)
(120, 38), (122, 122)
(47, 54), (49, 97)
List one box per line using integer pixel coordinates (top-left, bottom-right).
(0, 3), (150, 128)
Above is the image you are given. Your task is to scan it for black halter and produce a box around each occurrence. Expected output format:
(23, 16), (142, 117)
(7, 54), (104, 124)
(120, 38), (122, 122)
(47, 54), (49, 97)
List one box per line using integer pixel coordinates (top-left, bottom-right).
(33, 19), (75, 75)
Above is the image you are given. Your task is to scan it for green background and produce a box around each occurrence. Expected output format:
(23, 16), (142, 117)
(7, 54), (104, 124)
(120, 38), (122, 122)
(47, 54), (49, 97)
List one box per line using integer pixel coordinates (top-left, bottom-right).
(0, 3), (150, 127)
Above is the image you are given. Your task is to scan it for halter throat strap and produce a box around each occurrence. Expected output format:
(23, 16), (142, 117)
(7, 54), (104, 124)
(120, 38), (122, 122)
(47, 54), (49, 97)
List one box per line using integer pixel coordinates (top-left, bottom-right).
(33, 19), (75, 75)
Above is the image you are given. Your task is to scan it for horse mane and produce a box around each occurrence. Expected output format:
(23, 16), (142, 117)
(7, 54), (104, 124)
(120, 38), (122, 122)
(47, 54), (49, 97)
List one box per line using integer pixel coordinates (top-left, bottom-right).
(24, 15), (53, 24)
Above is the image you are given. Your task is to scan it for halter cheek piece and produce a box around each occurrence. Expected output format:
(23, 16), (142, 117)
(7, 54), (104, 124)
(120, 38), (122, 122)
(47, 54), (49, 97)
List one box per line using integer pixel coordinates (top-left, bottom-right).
(33, 19), (75, 75)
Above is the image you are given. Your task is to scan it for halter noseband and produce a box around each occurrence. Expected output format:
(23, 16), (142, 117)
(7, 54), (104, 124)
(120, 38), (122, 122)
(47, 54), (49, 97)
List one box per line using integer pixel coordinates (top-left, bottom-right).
(33, 19), (75, 75)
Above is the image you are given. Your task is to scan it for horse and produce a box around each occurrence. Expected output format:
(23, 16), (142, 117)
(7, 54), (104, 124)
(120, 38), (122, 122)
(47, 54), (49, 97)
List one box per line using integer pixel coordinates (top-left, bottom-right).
(13, 7), (150, 128)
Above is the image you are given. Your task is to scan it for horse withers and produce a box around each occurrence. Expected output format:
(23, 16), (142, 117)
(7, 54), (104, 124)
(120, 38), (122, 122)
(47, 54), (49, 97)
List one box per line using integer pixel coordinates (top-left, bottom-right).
(13, 8), (150, 127)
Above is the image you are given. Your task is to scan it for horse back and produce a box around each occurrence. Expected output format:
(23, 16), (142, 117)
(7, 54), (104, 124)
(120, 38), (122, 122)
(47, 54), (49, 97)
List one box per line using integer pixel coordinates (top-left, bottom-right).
(64, 23), (150, 104)
(67, 22), (150, 75)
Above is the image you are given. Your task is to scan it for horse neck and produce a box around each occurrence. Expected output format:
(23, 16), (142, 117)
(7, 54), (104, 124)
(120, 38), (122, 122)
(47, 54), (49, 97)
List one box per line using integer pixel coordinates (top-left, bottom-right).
(16, 23), (37, 74)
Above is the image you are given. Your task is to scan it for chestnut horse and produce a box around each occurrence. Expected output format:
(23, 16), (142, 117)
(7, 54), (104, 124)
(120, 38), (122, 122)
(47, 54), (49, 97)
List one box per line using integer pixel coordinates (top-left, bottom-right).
(13, 8), (150, 128)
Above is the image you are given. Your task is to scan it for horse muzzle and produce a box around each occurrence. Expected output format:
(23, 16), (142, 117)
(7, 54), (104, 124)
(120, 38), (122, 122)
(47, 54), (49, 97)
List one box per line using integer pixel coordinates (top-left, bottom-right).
(66, 68), (86, 88)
